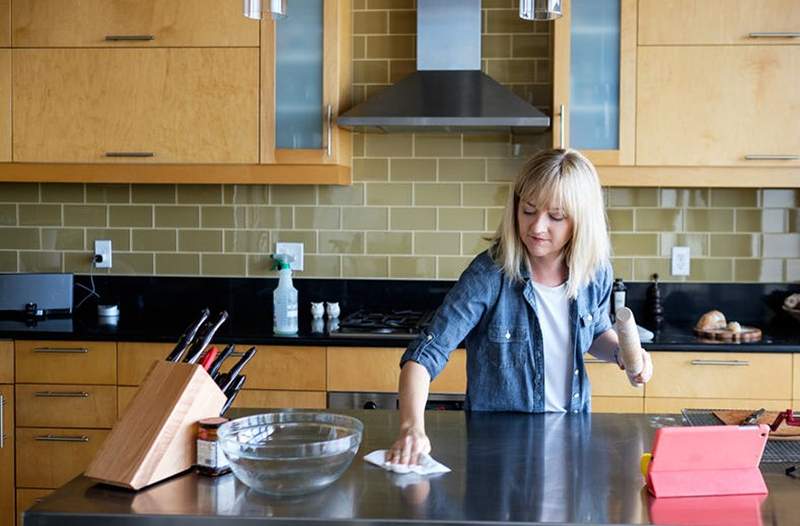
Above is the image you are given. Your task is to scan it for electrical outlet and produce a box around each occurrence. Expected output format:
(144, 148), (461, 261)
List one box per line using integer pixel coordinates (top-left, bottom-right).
(94, 239), (112, 269)
(275, 242), (304, 271)
(671, 246), (690, 276)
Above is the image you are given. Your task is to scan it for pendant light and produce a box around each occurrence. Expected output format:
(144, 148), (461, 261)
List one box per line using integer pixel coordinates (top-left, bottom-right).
(243, 0), (287, 21)
(519, 0), (562, 21)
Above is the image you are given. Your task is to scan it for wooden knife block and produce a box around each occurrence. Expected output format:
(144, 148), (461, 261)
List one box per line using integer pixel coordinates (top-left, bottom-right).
(85, 360), (226, 490)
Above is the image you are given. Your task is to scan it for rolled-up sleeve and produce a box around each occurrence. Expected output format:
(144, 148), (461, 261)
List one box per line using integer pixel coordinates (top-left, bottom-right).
(401, 255), (498, 380)
(592, 264), (614, 339)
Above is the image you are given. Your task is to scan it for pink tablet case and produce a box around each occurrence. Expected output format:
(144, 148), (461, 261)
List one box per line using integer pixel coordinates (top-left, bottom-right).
(649, 493), (766, 526)
(646, 424), (769, 498)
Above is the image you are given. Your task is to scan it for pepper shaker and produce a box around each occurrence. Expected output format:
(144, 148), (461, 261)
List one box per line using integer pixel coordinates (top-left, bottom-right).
(645, 273), (664, 331)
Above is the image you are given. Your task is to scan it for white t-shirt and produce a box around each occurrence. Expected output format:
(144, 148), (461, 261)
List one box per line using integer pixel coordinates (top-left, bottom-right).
(532, 281), (572, 412)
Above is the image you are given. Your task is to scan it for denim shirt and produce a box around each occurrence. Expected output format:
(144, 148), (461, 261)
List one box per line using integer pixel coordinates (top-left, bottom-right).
(401, 250), (613, 413)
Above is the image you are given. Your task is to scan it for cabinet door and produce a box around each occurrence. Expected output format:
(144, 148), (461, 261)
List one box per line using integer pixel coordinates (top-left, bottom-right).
(230, 390), (327, 410)
(16, 427), (109, 488)
(584, 358), (643, 398)
(0, 50), (9, 162)
(221, 346), (326, 391)
(15, 340), (116, 385)
(118, 342), (172, 386)
(639, 0), (800, 46)
(644, 397), (791, 414)
(13, 48), (259, 163)
(591, 396), (643, 413)
(12, 0), (258, 47)
(0, 340), (11, 383)
(16, 384), (117, 428)
(0, 0), (8, 46)
(552, 0), (636, 165)
(1, 386), (13, 526)
(637, 46), (800, 167)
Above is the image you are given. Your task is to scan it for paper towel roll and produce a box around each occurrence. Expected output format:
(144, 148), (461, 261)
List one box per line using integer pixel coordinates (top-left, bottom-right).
(616, 307), (644, 376)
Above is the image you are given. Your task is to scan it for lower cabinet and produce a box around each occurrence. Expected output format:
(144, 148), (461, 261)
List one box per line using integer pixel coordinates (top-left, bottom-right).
(15, 428), (109, 489)
(585, 358), (644, 413)
(644, 397), (792, 414)
(1, 385), (14, 526)
(16, 490), (52, 525)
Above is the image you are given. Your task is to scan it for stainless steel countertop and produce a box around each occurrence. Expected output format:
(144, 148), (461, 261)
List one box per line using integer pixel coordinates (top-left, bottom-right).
(23, 410), (800, 526)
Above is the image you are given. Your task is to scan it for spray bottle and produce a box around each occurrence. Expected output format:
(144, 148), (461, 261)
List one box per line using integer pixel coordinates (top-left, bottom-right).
(271, 254), (298, 335)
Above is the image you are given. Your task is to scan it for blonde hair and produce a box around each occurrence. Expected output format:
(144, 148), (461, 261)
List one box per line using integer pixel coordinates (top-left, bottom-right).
(489, 148), (610, 299)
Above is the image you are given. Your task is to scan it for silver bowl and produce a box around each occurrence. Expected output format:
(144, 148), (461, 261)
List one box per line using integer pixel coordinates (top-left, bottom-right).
(217, 412), (363, 496)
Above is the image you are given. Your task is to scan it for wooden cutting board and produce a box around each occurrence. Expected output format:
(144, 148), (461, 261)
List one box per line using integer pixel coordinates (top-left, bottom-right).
(713, 410), (800, 439)
(694, 326), (762, 342)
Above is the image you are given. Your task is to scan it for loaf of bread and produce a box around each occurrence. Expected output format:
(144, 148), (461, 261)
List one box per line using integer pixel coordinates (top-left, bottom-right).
(696, 310), (726, 330)
(726, 321), (742, 333)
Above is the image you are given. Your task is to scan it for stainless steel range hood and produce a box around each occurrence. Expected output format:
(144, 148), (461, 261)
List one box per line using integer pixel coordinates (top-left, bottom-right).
(337, 0), (550, 134)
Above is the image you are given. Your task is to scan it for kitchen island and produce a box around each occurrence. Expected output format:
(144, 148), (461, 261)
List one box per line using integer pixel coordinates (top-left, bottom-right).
(22, 410), (798, 526)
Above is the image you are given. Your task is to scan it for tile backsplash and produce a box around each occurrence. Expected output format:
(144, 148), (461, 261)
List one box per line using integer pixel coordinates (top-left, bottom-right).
(0, 1), (797, 282)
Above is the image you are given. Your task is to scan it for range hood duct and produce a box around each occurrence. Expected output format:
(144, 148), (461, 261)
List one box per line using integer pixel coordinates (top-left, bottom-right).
(337, 0), (550, 134)
(519, 0), (563, 21)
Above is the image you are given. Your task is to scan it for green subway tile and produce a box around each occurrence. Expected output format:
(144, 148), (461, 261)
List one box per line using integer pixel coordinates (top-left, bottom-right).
(607, 209), (633, 231)
(201, 206), (239, 228)
(177, 185), (222, 205)
(439, 159), (485, 181)
(132, 184), (176, 204)
(132, 230), (177, 252)
(19, 251), (61, 272)
(391, 159), (436, 181)
(390, 207), (436, 230)
(156, 253), (200, 275)
(660, 233), (708, 257)
(353, 60), (389, 84)
(86, 229), (130, 251)
(110, 253), (154, 275)
(414, 135), (461, 158)
(296, 207), (340, 229)
(0, 183), (38, 202)
(63, 252), (92, 273)
(0, 204), (15, 225)
(415, 232), (460, 255)
(365, 134), (413, 157)
(247, 254), (273, 276)
(41, 228), (83, 251)
(735, 259), (783, 282)
(367, 183), (412, 205)
(109, 205), (151, 227)
(390, 256), (435, 278)
(762, 189), (798, 208)
(246, 207), (293, 229)
(224, 185), (270, 205)
(763, 234), (800, 258)
(660, 188), (708, 208)
(440, 208), (485, 231)
(511, 33), (548, 58)
(368, 0), (414, 9)
(487, 208), (505, 230)
(735, 210), (763, 233)
(179, 230), (223, 252)
(610, 233), (658, 256)
(366, 232), (412, 254)
(224, 231), (270, 253)
(483, 35), (511, 58)
(789, 210), (800, 233)
(270, 186), (317, 205)
(64, 205), (107, 227)
(0, 228), (39, 249)
(19, 204), (61, 226)
(390, 59), (416, 83)
(487, 158), (526, 182)
(462, 233), (493, 255)
(366, 35), (414, 59)
(485, 9), (537, 33)
(786, 260), (800, 282)
(709, 234), (759, 257)
(463, 183), (509, 206)
(0, 251), (16, 272)
(687, 259), (733, 282)
(354, 0), (366, 9)
(710, 188), (757, 207)
(463, 134), (511, 158)
(274, 231), (317, 253)
(414, 183), (461, 206)
(354, 35), (366, 59)
(86, 184), (130, 203)
(610, 258), (634, 281)
(319, 231), (364, 254)
(685, 209), (734, 232)
(388, 10), (415, 33)
(353, 134), (366, 157)
(608, 188), (658, 207)
(632, 258), (671, 282)
(354, 159), (389, 181)
(438, 256), (472, 279)
(343, 207), (388, 230)
(635, 209), (682, 232)
(536, 59), (550, 82)
(41, 183), (84, 203)
(354, 11), (387, 34)
(320, 184), (364, 206)
(300, 255), (341, 277)
(155, 206), (199, 228)
(342, 255), (388, 278)
(202, 254), (246, 276)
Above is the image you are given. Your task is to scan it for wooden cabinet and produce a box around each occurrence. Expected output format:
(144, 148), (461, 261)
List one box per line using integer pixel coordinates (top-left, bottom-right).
(794, 354), (800, 401)
(118, 343), (172, 386)
(0, 50), (9, 162)
(12, 0), (258, 47)
(585, 358), (644, 397)
(16, 385), (116, 428)
(552, 0), (637, 165)
(645, 397), (791, 414)
(0, 340), (11, 383)
(223, 346), (326, 391)
(15, 340), (116, 385)
(1, 385), (13, 526)
(0, 0), (8, 46)
(231, 389), (327, 410)
(16, 489), (52, 524)
(592, 396), (643, 413)
(16, 427), (109, 489)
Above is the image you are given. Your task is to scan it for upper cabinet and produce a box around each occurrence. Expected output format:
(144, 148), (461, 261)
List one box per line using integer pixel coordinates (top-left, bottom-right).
(552, 0), (637, 166)
(0, 50), (9, 163)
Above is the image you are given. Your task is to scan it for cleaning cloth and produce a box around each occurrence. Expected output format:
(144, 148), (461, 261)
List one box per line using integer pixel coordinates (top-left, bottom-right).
(363, 450), (451, 475)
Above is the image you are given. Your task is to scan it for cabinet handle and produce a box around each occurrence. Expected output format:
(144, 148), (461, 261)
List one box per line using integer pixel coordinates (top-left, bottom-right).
(748, 32), (800, 38)
(35, 434), (89, 443)
(105, 151), (155, 158)
(34, 391), (90, 398)
(33, 347), (88, 354)
(583, 358), (606, 364)
(326, 104), (333, 158)
(690, 359), (750, 366)
(1, 394), (5, 449)
(744, 154), (800, 161)
(104, 35), (155, 41)
(558, 104), (565, 149)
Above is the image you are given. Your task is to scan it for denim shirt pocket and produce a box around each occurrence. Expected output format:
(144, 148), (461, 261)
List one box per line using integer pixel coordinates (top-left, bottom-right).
(486, 324), (528, 369)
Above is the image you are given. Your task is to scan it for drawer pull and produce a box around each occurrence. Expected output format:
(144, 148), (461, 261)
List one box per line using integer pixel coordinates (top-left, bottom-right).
(33, 347), (88, 354)
(744, 154), (800, 161)
(690, 359), (750, 366)
(34, 391), (90, 398)
(105, 151), (155, 158)
(584, 358), (606, 364)
(0, 394), (4, 449)
(35, 434), (89, 443)
(104, 35), (155, 41)
(748, 32), (800, 38)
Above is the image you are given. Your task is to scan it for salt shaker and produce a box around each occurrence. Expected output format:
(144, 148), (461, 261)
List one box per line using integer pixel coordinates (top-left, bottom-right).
(311, 302), (324, 319)
(326, 301), (340, 319)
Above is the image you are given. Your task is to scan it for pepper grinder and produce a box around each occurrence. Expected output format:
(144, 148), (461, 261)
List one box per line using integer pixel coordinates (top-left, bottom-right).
(645, 273), (664, 331)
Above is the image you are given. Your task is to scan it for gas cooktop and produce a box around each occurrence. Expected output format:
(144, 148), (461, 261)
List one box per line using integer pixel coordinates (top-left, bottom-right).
(329, 309), (433, 339)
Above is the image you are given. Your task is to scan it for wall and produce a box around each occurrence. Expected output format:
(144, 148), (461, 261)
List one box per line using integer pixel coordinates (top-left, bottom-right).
(0, 0), (797, 282)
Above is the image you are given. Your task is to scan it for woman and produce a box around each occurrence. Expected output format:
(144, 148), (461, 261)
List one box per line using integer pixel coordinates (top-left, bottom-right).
(387, 148), (653, 466)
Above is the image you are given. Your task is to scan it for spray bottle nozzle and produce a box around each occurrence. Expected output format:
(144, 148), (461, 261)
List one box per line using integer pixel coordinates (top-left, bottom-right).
(270, 253), (294, 271)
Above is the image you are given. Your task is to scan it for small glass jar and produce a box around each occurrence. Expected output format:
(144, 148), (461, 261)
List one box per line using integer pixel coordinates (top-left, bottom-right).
(196, 417), (231, 477)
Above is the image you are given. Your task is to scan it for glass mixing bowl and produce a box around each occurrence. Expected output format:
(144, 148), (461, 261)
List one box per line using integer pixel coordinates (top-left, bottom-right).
(217, 412), (363, 496)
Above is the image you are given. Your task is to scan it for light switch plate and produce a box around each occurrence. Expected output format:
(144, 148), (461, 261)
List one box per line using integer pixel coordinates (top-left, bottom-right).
(275, 242), (304, 271)
(671, 246), (690, 276)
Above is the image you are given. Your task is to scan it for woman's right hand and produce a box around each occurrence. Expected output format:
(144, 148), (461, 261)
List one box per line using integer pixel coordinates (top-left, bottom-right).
(385, 426), (431, 466)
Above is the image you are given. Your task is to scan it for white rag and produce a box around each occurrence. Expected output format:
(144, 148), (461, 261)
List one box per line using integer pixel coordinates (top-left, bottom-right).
(363, 449), (451, 475)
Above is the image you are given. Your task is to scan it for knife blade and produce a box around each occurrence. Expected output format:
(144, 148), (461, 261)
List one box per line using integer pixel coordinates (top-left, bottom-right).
(741, 407), (766, 425)
(165, 308), (210, 362)
(207, 343), (236, 379)
(219, 347), (256, 393)
(220, 374), (247, 416)
(183, 310), (229, 364)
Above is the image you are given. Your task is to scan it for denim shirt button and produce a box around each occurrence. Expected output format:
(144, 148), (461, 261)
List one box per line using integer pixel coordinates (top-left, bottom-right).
(426, 334), (433, 341)
(573, 369), (579, 376)
(572, 409), (579, 414)
(505, 331), (511, 340)
(572, 393), (579, 399)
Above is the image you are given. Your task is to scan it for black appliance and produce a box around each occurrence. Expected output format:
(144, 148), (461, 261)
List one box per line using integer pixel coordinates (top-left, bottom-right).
(329, 309), (434, 339)
(0, 273), (73, 318)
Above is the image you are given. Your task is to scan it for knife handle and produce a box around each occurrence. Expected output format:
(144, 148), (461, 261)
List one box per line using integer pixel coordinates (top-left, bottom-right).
(220, 347), (256, 392)
(199, 346), (219, 371)
(185, 310), (229, 364)
(166, 308), (210, 362)
(221, 375), (246, 416)
(208, 343), (236, 379)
